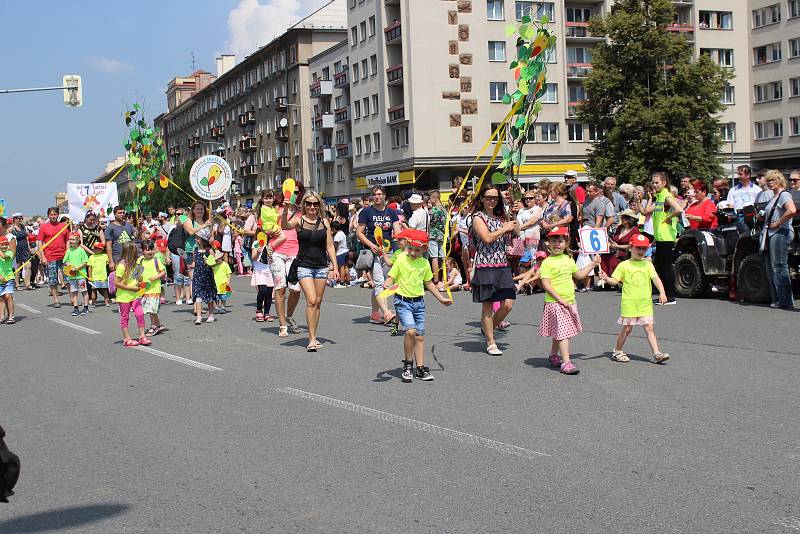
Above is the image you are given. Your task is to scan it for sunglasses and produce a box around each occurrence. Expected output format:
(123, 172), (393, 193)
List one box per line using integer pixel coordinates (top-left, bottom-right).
(304, 201), (320, 207)
(524, 197), (535, 201)
(790, 179), (800, 183)
(483, 195), (499, 201)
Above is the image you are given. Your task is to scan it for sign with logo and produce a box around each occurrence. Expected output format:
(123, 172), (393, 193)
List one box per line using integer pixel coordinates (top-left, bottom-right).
(66, 182), (119, 222)
(366, 171), (399, 187)
(579, 227), (609, 254)
(189, 155), (233, 201)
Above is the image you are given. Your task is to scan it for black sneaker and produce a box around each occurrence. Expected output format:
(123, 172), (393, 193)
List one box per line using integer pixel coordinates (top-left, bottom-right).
(401, 362), (413, 383)
(80, 307), (89, 316)
(71, 308), (79, 316)
(414, 366), (434, 381)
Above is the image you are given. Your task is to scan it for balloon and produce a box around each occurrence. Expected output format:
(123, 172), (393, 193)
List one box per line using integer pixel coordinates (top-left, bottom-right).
(256, 231), (267, 246)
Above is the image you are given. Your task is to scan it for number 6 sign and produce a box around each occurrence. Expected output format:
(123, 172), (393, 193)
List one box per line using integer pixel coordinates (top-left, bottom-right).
(579, 227), (609, 254)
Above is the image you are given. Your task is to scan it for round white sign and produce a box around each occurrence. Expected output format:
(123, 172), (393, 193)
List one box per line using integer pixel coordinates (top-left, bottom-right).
(189, 155), (233, 200)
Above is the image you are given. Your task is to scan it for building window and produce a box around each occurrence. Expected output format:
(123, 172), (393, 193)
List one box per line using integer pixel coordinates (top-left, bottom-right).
(352, 63), (360, 82)
(355, 137), (362, 156)
(374, 132), (381, 152)
(566, 7), (592, 22)
(487, 0), (504, 21)
(790, 38), (800, 58)
(752, 4), (781, 28)
(754, 81), (782, 103)
(515, 1), (553, 22)
(369, 15), (376, 36)
(541, 83), (558, 103)
(360, 21), (367, 41)
(754, 119), (783, 140)
(490, 122), (502, 142)
(791, 0), (800, 19)
(364, 134), (372, 154)
(540, 122), (558, 142)
(488, 41), (507, 61)
(700, 48), (734, 67)
(370, 54), (378, 75)
(791, 77), (800, 97)
(721, 84), (735, 105)
(567, 123), (583, 142)
(292, 79), (298, 94)
(372, 94), (379, 114)
(489, 81), (508, 102)
(351, 26), (358, 46)
(354, 100), (361, 119)
(753, 43), (782, 65)
(699, 10), (732, 30)
(338, 165), (345, 182)
(791, 117), (800, 136)
(361, 59), (368, 79)
(567, 46), (592, 64)
(363, 97), (370, 116)
(391, 126), (409, 148)
(588, 124), (602, 141)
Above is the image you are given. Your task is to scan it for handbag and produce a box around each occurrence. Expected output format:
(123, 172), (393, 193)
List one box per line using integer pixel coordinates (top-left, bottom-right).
(355, 248), (375, 271)
(506, 236), (525, 257)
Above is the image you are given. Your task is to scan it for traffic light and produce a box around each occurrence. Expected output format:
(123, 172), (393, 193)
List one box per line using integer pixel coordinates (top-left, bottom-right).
(63, 75), (82, 108)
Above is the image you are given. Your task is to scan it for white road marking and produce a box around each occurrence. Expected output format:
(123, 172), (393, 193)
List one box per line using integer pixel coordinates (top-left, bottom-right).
(329, 302), (371, 310)
(135, 346), (223, 372)
(49, 317), (101, 335)
(16, 302), (41, 314)
(276, 387), (548, 459)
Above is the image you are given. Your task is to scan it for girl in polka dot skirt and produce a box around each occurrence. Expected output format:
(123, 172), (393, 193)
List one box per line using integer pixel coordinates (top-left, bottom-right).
(537, 226), (600, 375)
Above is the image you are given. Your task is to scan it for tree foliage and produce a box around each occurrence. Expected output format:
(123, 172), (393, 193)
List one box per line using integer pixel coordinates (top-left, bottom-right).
(578, 0), (733, 185)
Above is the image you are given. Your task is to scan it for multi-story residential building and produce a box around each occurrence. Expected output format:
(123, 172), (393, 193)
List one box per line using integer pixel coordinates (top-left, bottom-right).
(166, 69), (218, 112)
(155, 0), (346, 207)
(335, 0), (798, 199)
(308, 40), (354, 200)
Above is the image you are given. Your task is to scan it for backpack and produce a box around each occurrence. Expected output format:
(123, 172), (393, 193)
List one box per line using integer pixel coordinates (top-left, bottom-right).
(167, 224), (186, 255)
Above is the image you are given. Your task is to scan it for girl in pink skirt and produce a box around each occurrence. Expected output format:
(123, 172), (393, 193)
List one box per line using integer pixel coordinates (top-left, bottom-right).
(537, 226), (600, 375)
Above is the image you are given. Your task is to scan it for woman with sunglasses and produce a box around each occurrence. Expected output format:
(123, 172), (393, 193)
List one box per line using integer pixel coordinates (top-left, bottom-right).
(469, 184), (519, 356)
(516, 189), (543, 257)
(281, 191), (339, 351)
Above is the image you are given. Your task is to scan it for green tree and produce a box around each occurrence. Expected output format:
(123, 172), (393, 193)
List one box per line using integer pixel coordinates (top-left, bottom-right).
(578, 0), (733, 185)
(147, 163), (193, 213)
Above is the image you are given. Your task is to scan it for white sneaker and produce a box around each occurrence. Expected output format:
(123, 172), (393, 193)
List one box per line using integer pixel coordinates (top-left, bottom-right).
(175, 299), (183, 306)
(186, 298), (193, 305)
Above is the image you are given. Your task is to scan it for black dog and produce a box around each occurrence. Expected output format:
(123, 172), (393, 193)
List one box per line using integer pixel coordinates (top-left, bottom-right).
(0, 425), (20, 502)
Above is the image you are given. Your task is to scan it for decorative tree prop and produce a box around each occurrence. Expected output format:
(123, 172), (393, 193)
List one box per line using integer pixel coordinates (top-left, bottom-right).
(120, 103), (168, 216)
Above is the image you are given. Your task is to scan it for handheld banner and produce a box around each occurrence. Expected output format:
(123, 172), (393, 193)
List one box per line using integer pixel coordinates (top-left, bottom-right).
(67, 183), (119, 222)
(579, 227), (609, 255)
(189, 155), (232, 201)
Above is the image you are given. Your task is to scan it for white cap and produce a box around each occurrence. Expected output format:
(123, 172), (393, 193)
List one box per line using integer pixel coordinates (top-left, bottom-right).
(158, 211), (168, 218)
(408, 194), (424, 204)
(11, 212), (23, 218)
(564, 170), (578, 178)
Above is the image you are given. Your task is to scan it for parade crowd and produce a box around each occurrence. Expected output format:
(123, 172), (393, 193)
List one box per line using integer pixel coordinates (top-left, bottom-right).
(1, 165), (797, 377)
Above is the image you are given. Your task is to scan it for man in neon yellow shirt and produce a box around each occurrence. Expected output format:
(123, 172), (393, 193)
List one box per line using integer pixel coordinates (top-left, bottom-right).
(645, 171), (683, 305)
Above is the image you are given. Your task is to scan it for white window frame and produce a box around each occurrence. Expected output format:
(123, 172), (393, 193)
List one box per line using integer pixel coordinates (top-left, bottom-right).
(567, 123), (584, 142)
(721, 84), (735, 105)
(369, 16), (376, 37)
(541, 83), (558, 103)
(489, 81), (508, 102)
(487, 0), (504, 21)
(540, 122), (559, 143)
(488, 41), (507, 62)
(790, 37), (800, 59)
(373, 132), (381, 152)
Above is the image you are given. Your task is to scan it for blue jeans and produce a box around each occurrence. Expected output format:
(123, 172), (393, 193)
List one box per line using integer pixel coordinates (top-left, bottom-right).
(394, 297), (426, 335)
(762, 228), (795, 308)
(297, 266), (329, 280)
(171, 253), (190, 286)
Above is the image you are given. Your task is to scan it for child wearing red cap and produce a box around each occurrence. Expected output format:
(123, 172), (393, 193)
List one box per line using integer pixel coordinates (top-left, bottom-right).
(87, 241), (111, 307)
(63, 232), (90, 316)
(599, 233), (670, 363)
(0, 236), (16, 324)
(384, 229), (452, 382)
(538, 226), (600, 375)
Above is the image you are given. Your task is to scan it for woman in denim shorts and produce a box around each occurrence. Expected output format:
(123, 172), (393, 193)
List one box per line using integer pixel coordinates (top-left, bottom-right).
(280, 191), (339, 352)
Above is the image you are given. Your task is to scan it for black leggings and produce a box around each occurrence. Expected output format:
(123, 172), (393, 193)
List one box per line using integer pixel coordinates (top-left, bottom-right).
(256, 285), (273, 314)
(653, 241), (676, 300)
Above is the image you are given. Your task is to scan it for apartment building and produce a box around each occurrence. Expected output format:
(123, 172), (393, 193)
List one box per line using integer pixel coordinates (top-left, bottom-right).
(308, 40), (355, 199)
(155, 0), (346, 208)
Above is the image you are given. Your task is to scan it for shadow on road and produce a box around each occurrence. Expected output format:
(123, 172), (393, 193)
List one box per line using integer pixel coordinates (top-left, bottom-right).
(524, 353), (587, 370)
(0, 503), (129, 533)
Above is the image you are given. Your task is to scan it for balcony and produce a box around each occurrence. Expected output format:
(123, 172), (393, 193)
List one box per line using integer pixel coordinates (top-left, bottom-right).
(240, 164), (259, 177)
(274, 97), (288, 112)
(316, 146), (335, 163)
(277, 156), (291, 170)
(310, 79), (334, 98)
(168, 146), (181, 157)
(333, 69), (349, 88)
(565, 22), (603, 41)
(567, 63), (593, 79)
(238, 110), (256, 126)
(384, 21), (401, 44)
(211, 125), (225, 139)
(336, 143), (351, 159)
(238, 136), (257, 152)
(313, 113), (335, 130)
(567, 101), (583, 118)
(213, 145), (225, 156)
(187, 137), (197, 148)
(666, 23), (695, 41)
(386, 64), (404, 85)
(334, 106), (350, 123)
(388, 105), (406, 124)
(385, 0), (399, 4)
(276, 127), (289, 141)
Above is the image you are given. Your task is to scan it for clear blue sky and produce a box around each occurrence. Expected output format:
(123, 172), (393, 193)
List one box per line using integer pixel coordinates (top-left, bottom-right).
(0, 0), (323, 216)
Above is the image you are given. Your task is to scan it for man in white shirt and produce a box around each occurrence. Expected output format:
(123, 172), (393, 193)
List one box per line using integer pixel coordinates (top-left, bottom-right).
(406, 193), (429, 231)
(727, 165), (762, 211)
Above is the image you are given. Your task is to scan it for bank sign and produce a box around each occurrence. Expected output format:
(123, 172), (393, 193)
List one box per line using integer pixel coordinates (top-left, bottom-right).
(358, 170), (417, 189)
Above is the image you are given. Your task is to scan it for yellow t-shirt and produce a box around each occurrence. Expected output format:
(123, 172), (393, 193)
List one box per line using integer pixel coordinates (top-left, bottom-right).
(539, 253), (578, 304)
(612, 259), (659, 317)
(213, 261), (232, 294)
(260, 205), (279, 234)
(87, 253), (109, 282)
(138, 256), (164, 296)
(389, 249), (406, 265)
(114, 262), (140, 304)
(63, 247), (89, 279)
(387, 252), (432, 298)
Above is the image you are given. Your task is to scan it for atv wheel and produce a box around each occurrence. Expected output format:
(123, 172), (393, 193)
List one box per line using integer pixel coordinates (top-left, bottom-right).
(673, 252), (706, 298)
(737, 253), (771, 304)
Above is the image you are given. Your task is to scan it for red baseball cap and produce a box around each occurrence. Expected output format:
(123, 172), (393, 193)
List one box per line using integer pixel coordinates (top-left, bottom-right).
(547, 226), (569, 238)
(631, 233), (651, 248)
(211, 240), (222, 250)
(92, 241), (105, 251)
(404, 229), (429, 247)
(155, 239), (168, 251)
(0, 237), (8, 245)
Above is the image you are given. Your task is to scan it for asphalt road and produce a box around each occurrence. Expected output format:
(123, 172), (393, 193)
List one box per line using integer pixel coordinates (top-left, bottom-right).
(1, 278), (798, 533)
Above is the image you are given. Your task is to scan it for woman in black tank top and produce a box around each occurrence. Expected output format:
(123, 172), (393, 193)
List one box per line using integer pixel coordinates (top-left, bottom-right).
(281, 191), (339, 352)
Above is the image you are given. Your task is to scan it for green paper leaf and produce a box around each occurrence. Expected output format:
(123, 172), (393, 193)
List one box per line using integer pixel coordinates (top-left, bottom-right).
(510, 61), (518, 69)
(498, 158), (510, 170)
(130, 130), (139, 141)
(135, 180), (145, 189)
(519, 79), (529, 95)
(540, 14), (550, 25)
(129, 155), (141, 165)
(491, 172), (508, 185)
(511, 151), (521, 166)
(502, 94), (512, 105)
(522, 15), (531, 24)
(179, 214), (188, 224)
(518, 46), (531, 60)
(515, 116), (526, 129)
(505, 24), (517, 37)
(501, 145), (510, 160)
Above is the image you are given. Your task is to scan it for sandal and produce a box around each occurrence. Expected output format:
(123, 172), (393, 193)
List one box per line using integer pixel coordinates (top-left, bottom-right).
(5, 316), (15, 325)
(306, 342), (318, 352)
(486, 344), (503, 356)
(548, 354), (561, 367)
(653, 352), (670, 364)
(383, 312), (396, 325)
(560, 361), (580, 375)
(138, 337), (152, 346)
(369, 313), (384, 325)
(255, 312), (265, 322)
(611, 350), (630, 363)
(265, 314), (275, 322)
(154, 325), (167, 335)
(123, 338), (140, 347)
(496, 321), (510, 331)
(145, 327), (158, 337)
(278, 325), (289, 337)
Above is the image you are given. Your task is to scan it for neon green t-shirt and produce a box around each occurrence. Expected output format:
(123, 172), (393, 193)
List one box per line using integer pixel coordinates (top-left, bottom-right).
(63, 247), (89, 279)
(114, 262), (140, 304)
(653, 189), (678, 242)
(390, 249), (406, 265)
(138, 256), (164, 295)
(612, 259), (659, 317)
(87, 253), (109, 282)
(539, 253), (578, 304)
(213, 261), (232, 293)
(260, 205), (279, 234)
(387, 252), (432, 298)
(0, 250), (14, 279)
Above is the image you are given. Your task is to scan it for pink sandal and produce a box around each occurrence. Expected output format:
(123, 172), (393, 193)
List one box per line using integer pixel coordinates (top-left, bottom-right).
(138, 337), (152, 346)
(548, 354), (561, 367)
(123, 338), (140, 347)
(560, 361), (579, 375)
(255, 312), (265, 322)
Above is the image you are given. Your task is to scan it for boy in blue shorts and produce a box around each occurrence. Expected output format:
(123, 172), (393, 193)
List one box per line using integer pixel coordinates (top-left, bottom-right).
(0, 236), (16, 323)
(384, 229), (452, 382)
